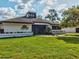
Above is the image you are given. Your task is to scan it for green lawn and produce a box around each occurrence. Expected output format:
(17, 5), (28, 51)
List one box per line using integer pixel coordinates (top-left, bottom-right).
(0, 36), (79, 59)
(62, 33), (79, 36)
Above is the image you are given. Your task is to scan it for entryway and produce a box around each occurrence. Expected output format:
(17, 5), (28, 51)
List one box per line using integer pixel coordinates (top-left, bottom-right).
(32, 25), (46, 35)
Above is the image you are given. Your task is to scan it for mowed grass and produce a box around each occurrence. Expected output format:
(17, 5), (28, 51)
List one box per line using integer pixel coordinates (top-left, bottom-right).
(0, 36), (79, 59)
(62, 33), (79, 36)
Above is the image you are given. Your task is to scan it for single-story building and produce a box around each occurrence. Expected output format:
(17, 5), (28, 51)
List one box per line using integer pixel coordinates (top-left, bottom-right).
(62, 27), (79, 33)
(0, 12), (61, 38)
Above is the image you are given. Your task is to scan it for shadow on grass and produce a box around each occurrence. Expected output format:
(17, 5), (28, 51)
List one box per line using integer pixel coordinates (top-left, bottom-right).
(73, 35), (79, 36)
(57, 37), (79, 44)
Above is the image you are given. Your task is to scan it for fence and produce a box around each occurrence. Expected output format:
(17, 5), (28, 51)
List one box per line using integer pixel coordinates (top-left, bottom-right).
(0, 32), (33, 38)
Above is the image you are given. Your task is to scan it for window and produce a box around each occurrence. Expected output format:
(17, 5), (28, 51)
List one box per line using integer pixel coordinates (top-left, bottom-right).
(0, 29), (4, 33)
(21, 25), (29, 30)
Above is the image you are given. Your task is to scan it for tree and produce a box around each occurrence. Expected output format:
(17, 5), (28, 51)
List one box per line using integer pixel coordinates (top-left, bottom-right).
(45, 9), (60, 22)
(60, 6), (79, 28)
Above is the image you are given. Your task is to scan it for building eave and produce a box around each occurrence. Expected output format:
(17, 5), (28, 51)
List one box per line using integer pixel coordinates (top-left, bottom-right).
(0, 21), (33, 24)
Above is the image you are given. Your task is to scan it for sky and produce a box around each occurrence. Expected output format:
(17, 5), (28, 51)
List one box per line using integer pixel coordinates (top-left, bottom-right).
(0, 0), (79, 20)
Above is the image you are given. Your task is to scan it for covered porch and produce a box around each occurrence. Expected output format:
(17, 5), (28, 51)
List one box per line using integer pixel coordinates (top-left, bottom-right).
(32, 23), (52, 35)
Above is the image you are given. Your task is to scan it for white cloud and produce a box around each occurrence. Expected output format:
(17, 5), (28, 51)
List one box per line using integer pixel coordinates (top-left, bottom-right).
(0, 7), (16, 19)
(40, 6), (51, 16)
(56, 4), (68, 11)
(9, 0), (58, 19)
(14, 0), (35, 15)
(9, 0), (35, 16)
(9, 0), (22, 4)
(10, 0), (57, 16)
(39, 0), (57, 6)
(40, 0), (57, 18)
(9, 0), (58, 18)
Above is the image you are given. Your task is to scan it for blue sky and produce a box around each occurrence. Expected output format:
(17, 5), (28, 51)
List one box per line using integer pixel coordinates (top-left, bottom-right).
(0, 0), (15, 8)
(0, 0), (79, 19)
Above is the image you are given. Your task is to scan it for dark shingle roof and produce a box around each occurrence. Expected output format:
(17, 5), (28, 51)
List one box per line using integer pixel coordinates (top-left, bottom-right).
(0, 17), (59, 25)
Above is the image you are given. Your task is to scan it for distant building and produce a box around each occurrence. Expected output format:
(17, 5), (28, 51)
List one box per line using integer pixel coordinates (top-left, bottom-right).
(62, 27), (79, 33)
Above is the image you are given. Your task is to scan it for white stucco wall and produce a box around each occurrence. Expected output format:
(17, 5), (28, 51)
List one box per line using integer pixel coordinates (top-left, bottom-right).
(0, 23), (3, 29)
(2, 23), (32, 33)
(62, 27), (76, 33)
